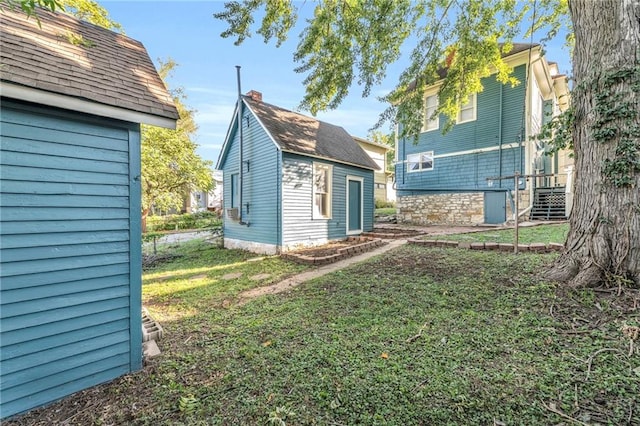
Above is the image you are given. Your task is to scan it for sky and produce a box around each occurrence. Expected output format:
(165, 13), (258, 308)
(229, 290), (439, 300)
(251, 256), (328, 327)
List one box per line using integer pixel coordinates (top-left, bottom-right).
(101, 1), (573, 168)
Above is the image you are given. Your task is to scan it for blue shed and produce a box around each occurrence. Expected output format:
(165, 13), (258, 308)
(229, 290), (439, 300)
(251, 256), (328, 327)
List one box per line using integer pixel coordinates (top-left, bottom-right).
(216, 90), (378, 254)
(0, 8), (178, 419)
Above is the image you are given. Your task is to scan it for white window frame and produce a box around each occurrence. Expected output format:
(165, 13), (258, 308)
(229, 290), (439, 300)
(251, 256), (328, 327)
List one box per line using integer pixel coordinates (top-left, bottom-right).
(457, 93), (477, 124)
(312, 162), (332, 219)
(422, 94), (439, 132)
(407, 151), (434, 173)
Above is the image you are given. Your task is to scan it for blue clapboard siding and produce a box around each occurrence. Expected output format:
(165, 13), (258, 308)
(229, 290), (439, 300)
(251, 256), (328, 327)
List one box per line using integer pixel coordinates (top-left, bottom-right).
(0, 101), (142, 419)
(220, 104), (280, 246)
(396, 65), (526, 194)
(282, 153), (374, 246)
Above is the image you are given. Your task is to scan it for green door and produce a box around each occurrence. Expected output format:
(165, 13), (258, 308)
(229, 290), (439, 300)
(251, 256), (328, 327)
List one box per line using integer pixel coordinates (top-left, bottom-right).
(484, 191), (506, 224)
(347, 178), (362, 234)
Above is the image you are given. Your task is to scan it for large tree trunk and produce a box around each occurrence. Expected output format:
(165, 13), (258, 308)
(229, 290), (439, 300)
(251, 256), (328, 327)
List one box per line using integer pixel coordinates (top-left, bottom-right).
(547, 0), (640, 288)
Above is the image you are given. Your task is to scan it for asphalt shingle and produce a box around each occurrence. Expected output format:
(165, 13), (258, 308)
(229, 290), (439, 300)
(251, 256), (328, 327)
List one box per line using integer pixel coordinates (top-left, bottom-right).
(0, 6), (179, 122)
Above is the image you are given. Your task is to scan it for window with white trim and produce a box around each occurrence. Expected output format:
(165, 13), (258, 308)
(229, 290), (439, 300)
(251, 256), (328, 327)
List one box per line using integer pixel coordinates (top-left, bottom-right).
(457, 93), (476, 123)
(313, 163), (332, 219)
(407, 151), (434, 172)
(423, 94), (439, 131)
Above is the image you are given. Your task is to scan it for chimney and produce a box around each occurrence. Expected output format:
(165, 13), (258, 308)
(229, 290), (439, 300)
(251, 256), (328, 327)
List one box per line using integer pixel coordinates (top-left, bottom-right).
(246, 90), (262, 102)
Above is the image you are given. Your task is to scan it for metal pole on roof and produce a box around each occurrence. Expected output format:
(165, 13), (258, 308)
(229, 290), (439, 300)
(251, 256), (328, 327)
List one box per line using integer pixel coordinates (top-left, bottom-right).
(236, 65), (245, 225)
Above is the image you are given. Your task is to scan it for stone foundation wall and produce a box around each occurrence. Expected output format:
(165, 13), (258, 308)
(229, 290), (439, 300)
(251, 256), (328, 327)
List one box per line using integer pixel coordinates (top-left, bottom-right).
(397, 193), (484, 225)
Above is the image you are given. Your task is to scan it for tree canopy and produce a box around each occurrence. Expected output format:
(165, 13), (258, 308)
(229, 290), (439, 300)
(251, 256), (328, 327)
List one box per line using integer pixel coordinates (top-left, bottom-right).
(141, 59), (214, 217)
(215, 0), (570, 139)
(9, 0), (121, 31)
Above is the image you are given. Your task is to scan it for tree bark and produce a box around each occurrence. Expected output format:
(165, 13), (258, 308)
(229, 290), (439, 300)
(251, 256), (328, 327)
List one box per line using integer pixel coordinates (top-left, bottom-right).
(546, 0), (640, 288)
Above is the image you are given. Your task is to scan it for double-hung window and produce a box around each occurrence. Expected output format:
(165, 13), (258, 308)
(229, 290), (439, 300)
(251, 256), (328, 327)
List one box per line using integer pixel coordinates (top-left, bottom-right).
(457, 93), (477, 123)
(407, 151), (434, 172)
(313, 163), (332, 219)
(423, 94), (439, 131)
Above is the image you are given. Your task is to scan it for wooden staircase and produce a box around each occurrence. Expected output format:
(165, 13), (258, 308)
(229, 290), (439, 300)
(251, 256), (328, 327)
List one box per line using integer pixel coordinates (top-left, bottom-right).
(530, 187), (567, 220)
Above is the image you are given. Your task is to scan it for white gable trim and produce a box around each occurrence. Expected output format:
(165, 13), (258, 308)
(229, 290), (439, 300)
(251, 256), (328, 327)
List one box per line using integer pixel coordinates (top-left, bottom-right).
(0, 82), (176, 129)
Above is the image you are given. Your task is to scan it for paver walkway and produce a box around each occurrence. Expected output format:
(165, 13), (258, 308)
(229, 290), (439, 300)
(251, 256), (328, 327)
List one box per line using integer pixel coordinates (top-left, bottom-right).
(237, 239), (407, 305)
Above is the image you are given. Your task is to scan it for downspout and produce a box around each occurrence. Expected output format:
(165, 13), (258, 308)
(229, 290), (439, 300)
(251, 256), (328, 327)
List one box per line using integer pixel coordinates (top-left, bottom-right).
(498, 83), (503, 188)
(235, 66), (247, 226)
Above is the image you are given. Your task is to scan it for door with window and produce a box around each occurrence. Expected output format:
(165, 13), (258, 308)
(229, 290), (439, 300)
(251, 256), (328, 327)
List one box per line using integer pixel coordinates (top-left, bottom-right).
(347, 176), (363, 234)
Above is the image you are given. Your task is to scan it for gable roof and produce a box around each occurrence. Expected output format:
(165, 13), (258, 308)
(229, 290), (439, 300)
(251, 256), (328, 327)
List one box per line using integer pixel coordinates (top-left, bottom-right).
(242, 96), (379, 170)
(0, 6), (178, 128)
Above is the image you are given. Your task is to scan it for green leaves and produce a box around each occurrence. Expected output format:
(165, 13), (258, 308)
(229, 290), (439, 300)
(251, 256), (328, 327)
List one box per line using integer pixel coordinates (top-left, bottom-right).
(141, 59), (213, 214)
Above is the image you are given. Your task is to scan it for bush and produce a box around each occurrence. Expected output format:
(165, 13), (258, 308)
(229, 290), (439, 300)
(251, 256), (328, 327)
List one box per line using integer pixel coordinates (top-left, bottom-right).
(375, 199), (396, 209)
(146, 211), (222, 232)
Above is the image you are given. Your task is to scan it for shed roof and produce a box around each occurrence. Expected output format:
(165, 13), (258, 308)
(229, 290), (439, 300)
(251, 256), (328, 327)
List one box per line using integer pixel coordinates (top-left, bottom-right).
(244, 96), (379, 170)
(0, 6), (178, 127)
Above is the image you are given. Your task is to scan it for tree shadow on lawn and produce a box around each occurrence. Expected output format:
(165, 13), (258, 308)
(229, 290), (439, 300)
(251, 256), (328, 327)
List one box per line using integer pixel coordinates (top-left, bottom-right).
(6, 245), (639, 425)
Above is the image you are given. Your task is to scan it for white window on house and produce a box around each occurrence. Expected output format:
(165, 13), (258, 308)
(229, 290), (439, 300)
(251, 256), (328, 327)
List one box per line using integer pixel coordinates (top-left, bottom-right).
(313, 163), (332, 219)
(423, 94), (439, 131)
(407, 151), (434, 173)
(230, 173), (239, 208)
(457, 93), (477, 123)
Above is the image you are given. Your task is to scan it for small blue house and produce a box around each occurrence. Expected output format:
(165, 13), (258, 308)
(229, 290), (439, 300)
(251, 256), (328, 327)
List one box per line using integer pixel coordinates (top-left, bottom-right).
(395, 43), (571, 225)
(216, 90), (378, 254)
(0, 7), (178, 419)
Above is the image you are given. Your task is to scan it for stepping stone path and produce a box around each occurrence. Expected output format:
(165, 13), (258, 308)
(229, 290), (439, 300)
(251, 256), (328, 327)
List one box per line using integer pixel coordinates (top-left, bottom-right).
(247, 257), (265, 262)
(222, 272), (243, 280)
(250, 273), (271, 281)
(189, 274), (208, 281)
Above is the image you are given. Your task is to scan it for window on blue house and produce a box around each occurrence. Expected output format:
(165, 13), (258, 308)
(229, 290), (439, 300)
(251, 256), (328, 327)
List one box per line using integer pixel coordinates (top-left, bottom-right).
(457, 93), (476, 123)
(313, 163), (332, 219)
(423, 94), (439, 131)
(407, 152), (434, 172)
(230, 173), (239, 208)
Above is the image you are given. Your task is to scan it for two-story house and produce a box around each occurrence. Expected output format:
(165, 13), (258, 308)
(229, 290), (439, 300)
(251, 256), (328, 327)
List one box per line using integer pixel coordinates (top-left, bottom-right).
(395, 43), (571, 225)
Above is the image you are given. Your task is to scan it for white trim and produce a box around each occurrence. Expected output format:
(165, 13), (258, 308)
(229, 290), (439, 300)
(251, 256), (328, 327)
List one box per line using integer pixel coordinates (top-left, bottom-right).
(224, 237), (278, 255)
(281, 149), (376, 171)
(346, 175), (364, 235)
(422, 93), (439, 132)
(215, 105), (239, 169)
(396, 143), (520, 166)
(312, 162), (333, 220)
(457, 93), (477, 124)
(406, 151), (434, 172)
(0, 82), (176, 129)
(433, 142), (521, 159)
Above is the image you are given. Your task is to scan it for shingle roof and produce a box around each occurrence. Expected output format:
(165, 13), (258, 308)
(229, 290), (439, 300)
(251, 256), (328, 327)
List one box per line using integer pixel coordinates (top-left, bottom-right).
(0, 6), (178, 123)
(244, 96), (379, 170)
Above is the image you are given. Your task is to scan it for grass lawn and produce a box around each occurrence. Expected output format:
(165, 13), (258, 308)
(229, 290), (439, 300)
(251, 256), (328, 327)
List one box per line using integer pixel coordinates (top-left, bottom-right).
(430, 223), (570, 245)
(8, 237), (639, 425)
(375, 207), (396, 217)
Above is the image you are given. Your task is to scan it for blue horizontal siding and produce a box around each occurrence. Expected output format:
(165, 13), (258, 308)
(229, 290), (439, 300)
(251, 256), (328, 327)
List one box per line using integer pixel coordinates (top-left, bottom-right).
(221, 103), (279, 246)
(1, 318), (129, 361)
(1, 219), (130, 234)
(397, 65), (527, 192)
(0, 365), (130, 419)
(1, 264), (129, 291)
(1, 207), (129, 222)
(1, 164), (130, 185)
(1, 308), (130, 347)
(0, 101), (140, 419)
(282, 153), (374, 245)
(1, 274), (129, 304)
